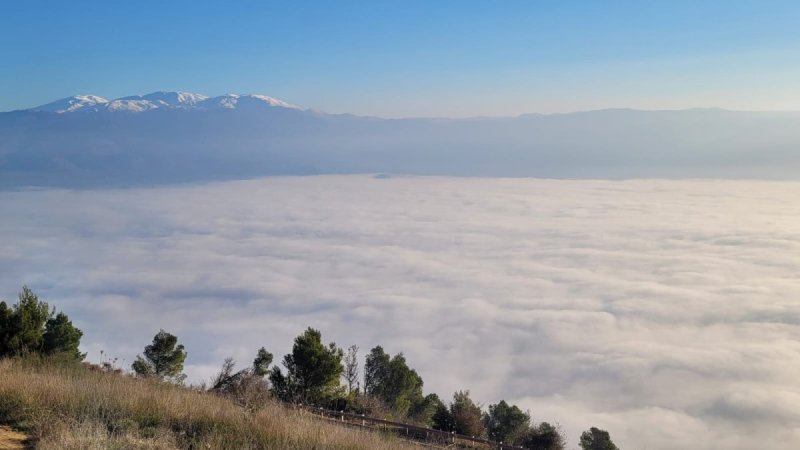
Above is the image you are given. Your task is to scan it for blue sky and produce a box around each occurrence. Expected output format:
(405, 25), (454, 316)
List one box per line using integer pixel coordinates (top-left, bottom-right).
(3, 0), (800, 117)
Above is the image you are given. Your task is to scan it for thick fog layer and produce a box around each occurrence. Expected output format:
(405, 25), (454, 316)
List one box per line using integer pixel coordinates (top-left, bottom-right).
(1, 176), (798, 449)
(3, 107), (800, 187)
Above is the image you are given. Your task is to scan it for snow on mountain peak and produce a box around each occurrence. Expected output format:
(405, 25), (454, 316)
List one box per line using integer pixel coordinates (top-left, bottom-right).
(33, 95), (109, 113)
(106, 99), (162, 112)
(119, 91), (209, 108)
(200, 94), (300, 110)
(26, 92), (300, 113)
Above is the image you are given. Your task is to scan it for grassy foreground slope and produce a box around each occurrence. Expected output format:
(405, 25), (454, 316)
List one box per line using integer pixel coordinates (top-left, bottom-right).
(0, 358), (417, 450)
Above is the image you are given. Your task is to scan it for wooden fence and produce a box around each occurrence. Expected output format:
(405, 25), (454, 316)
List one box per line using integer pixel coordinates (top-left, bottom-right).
(293, 403), (528, 449)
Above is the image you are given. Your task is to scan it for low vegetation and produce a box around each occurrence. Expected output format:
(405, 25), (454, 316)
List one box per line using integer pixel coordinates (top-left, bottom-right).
(0, 285), (620, 449)
(0, 358), (417, 450)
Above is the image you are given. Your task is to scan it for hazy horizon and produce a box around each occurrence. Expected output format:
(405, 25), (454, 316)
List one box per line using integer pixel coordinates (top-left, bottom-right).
(10, 90), (800, 119)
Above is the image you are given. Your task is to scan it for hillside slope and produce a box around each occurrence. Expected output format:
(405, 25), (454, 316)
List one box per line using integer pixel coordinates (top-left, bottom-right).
(0, 358), (417, 450)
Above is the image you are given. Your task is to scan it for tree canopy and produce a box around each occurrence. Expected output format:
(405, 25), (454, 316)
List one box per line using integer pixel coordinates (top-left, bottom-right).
(450, 390), (486, 437)
(0, 286), (84, 361)
(523, 422), (566, 450)
(432, 396), (455, 431)
(364, 346), (425, 418)
(132, 329), (187, 383)
(579, 427), (619, 450)
(269, 327), (343, 403)
(252, 347), (273, 377)
(485, 400), (531, 444)
(408, 393), (442, 427)
(43, 312), (85, 360)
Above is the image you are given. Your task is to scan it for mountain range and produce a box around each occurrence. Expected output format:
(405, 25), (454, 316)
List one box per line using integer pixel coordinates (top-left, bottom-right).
(32, 92), (298, 114)
(2, 91), (800, 188)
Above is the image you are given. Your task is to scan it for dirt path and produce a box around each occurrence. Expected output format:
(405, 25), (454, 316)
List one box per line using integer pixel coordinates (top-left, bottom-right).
(0, 426), (28, 450)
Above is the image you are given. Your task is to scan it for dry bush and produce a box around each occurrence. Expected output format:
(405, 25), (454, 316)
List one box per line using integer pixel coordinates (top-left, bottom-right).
(0, 358), (419, 449)
(209, 358), (272, 411)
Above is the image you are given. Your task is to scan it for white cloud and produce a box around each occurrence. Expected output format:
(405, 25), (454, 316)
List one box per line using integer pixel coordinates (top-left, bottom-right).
(1, 175), (799, 449)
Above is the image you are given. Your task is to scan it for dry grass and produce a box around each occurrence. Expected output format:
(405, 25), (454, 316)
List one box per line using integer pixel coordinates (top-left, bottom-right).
(0, 425), (29, 450)
(0, 358), (418, 449)
(37, 421), (178, 450)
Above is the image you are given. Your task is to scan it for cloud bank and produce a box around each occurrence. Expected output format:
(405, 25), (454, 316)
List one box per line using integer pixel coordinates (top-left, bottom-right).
(1, 175), (799, 449)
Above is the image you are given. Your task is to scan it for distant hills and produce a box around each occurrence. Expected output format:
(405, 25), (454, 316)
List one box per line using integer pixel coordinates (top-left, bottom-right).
(2, 91), (800, 188)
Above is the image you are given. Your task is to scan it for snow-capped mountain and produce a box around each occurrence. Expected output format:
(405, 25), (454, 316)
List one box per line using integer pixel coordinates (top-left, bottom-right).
(200, 94), (299, 110)
(29, 91), (298, 113)
(105, 91), (210, 112)
(119, 91), (209, 107)
(33, 95), (109, 113)
(105, 98), (163, 113)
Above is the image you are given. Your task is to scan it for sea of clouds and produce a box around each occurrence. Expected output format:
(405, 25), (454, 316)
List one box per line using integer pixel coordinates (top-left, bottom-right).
(1, 175), (799, 449)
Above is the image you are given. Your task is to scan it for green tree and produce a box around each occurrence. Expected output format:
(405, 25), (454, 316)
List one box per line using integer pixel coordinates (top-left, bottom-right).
(364, 346), (424, 417)
(268, 365), (291, 400)
(432, 397), (454, 431)
(0, 286), (84, 360)
(579, 427), (619, 450)
(1, 286), (50, 356)
(269, 327), (343, 403)
(253, 347), (273, 377)
(364, 345), (390, 396)
(0, 301), (13, 354)
(485, 400), (530, 445)
(43, 312), (85, 360)
(450, 390), (485, 437)
(132, 330), (187, 383)
(409, 392), (443, 427)
(522, 422), (566, 450)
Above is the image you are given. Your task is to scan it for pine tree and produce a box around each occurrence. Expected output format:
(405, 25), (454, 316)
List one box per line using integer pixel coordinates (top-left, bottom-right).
(0, 301), (13, 355)
(43, 312), (85, 360)
(269, 327), (343, 403)
(485, 400), (530, 444)
(252, 347), (273, 377)
(132, 330), (187, 383)
(579, 427), (619, 450)
(0, 286), (83, 360)
(451, 390), (485, 437)
(3, 286), (50, 356)
(364, 346), (424, 417)
(523, 422), (566, 450)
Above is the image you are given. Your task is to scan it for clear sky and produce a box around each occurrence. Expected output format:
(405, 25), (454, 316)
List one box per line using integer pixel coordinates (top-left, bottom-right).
(3, 0), (800, 117)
